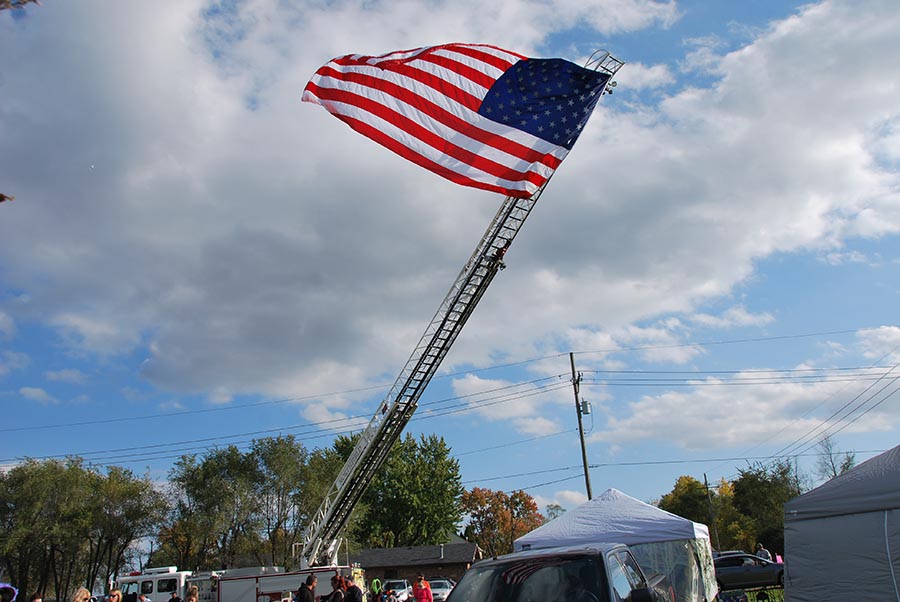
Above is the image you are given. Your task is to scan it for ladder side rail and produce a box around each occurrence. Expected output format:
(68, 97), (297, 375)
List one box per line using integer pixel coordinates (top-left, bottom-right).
(303, 195), (543, 562)
(301, 49), (622, 567)
(315, 194), (528, 500)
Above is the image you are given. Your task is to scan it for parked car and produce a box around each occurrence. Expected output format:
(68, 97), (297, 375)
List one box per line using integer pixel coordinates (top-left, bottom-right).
(428, 579), (454, 602)
(712, 550), (745, 558)
(713, 553), (784, 590)
(446, 543), (673, 602)
(382, 580), (412, 602)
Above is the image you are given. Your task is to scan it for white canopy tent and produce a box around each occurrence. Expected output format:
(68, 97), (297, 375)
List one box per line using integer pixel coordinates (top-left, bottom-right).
(514, 488), (717, 602)
(784, 444), (900, 601)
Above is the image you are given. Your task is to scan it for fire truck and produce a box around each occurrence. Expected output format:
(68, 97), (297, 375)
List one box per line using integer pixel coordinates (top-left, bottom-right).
(115, 565), (366, 602)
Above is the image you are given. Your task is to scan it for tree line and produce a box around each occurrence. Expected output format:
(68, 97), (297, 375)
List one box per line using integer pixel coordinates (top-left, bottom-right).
(1, 433), (539, 601)
(657, 437), (855, 556)
(2, 432), (853, 601)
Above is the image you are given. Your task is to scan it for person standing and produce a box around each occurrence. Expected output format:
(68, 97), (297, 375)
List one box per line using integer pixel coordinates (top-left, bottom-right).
(412, 576), (431, 602)
(0, 583), (18, 602)
(344, 577), (362, 602)
(756, 543), (772, 561)
(326, 576), (345, 602)
(298, 575), (317, 602)
(72, 588), (92, 602)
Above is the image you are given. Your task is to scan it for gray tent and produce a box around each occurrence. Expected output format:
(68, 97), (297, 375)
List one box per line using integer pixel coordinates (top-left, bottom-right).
(784, 444), (900, 601)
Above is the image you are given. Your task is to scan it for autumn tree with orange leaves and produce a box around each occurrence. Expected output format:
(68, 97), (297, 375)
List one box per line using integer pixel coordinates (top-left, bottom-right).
(461, 487), (544, 557)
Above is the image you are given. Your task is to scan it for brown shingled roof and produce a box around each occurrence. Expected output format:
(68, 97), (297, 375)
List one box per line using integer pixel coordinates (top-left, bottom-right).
(349, 542), (481, 568)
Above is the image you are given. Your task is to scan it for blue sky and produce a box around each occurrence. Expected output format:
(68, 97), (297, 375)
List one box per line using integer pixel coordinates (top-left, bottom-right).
(1, 0), (899, 513)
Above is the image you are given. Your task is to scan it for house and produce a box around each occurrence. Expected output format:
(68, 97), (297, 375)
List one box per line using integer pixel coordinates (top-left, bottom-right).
(349, 541), (482, 583)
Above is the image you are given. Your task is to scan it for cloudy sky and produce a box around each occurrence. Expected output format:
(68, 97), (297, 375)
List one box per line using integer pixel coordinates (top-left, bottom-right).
(2, 0), (899, 510)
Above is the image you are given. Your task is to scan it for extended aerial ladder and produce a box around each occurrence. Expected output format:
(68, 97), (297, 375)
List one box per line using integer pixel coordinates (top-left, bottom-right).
(300, 51), (624, 569)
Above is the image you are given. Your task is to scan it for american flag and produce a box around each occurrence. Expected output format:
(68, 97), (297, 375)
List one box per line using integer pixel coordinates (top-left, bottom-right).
(302, 43), (611, 198)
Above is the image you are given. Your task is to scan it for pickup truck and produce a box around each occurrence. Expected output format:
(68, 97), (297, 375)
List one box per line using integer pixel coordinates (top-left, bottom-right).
(445, 543), (674, 602)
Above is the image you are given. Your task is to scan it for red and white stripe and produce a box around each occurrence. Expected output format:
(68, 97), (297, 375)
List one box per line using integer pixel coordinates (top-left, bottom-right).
(302, 43), (570, 198)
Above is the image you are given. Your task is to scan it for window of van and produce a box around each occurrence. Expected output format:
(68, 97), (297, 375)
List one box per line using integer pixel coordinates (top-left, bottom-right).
(157, 580), (177, 594)
(141, 582), (153, 595)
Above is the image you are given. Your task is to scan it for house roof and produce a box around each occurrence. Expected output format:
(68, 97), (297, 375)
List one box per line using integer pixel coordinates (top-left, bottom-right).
(349, 542), (481, 568)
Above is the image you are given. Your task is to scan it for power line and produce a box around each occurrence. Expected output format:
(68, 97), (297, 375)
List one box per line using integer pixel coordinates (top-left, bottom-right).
(769, 361), (900, 459)
(0, 384), (392, 433)
(704, 343), (900, 475)
(3, 379), (571, 465)
(510, 474), (584, 493)
(466, 449), (891, 493)
(795, 381), (900, 457)
(583, 366), (894, 375)
(4, 326), (879, 433)
(463, 465), (582, 485)
(582, 373), (893, 387)
(456, 430), (573, 456)
(573, 328), (867, 357)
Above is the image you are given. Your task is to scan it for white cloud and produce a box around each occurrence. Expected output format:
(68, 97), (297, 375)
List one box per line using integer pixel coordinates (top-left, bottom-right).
(0, 311), (15, 340)
(512, 415), (563, 436)
(0, 0), (898, 435)
(158, 400), (187, 411)
(209, 387), (233, 405)
(449, 373), (571, 435)
(615, 62), (675, 92)
(45, 369), (88, 384)
(856, 326), (900, 363)
(690, 306), (775, 329)
(0, 351), (29, 377)
(533, 488), (591, 512)
(0, 462), (23, 475)
(51, 313), (142, 356)
(821, 250), (870, 266)
(556, 489), (590, 508)
(20, 386), (57, 405)
(589, 370), (895, 450)
(614, 324), (705, 365)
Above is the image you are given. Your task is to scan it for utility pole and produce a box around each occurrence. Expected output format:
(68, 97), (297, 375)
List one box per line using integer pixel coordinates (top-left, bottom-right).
(704, 473), (722, 552)
(570, 352), (593, 500)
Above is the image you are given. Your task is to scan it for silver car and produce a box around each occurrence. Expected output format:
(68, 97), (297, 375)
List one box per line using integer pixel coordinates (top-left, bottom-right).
(428, 580), (454, 602)
(382, 580), (412, 602)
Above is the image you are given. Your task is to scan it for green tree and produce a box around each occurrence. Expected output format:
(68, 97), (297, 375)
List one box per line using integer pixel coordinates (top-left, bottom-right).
(461, 487), (543, 557)
(658, 476), (710, 525)
(733, 459), (804, 554)
(88, 467), (167, 587)
(544, 503), (565, 522)
(0, 459), (165, 599)
(353, 433), (464, 548)
(250, 436), (307, 567)
(166, 446), (261, 569)
(712, 479), (756, 553)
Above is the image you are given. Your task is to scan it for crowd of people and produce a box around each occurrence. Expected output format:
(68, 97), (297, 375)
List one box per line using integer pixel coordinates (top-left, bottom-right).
(298, 573), (432, 602)
(1, 571), (431, 602)
(0, 585), (93, 602)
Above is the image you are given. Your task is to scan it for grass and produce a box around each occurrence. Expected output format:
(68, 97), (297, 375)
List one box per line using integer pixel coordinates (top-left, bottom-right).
(717, 588), (784, 602)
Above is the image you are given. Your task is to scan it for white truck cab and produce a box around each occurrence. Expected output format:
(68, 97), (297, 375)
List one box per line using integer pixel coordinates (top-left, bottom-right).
(117, 567), (193, 602)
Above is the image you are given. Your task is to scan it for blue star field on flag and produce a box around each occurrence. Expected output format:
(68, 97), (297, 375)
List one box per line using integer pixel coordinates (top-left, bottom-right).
(478, 58), (611, 150)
